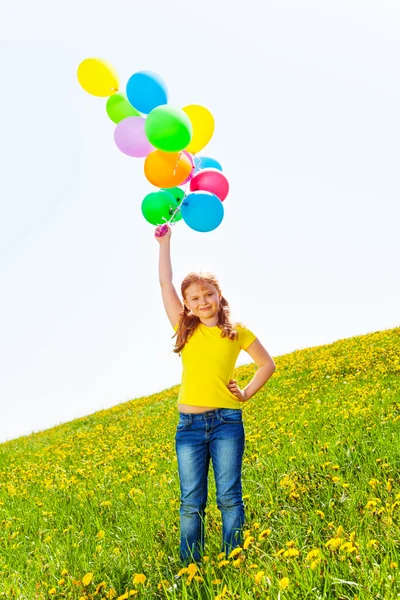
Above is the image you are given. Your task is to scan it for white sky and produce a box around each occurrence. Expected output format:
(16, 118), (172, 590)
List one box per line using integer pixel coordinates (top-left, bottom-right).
(1, 1), (399, 444)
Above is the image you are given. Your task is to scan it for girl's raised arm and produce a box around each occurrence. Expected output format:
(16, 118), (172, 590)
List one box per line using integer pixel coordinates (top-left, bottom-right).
(155, 224), (183, 328)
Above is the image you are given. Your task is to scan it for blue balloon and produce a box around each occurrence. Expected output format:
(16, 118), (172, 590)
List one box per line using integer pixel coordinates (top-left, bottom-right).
(126, 71), (168, 115)
(181, 191), (224, 232)
(194, 156), (223, 174)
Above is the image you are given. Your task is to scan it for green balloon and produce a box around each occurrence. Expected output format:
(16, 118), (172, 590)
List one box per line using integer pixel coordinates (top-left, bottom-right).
(106, 93), (141, 124)
(141, 190), (179, 226)
(160, 187), (184, 221)
(144, 106), (193, 152)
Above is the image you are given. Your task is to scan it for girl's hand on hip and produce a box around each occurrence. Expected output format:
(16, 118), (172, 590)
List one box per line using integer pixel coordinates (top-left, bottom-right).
(227, 379), (248, 402)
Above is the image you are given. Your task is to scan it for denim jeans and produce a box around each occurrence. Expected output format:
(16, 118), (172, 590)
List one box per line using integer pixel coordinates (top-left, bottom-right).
(175, 408), (246, 565)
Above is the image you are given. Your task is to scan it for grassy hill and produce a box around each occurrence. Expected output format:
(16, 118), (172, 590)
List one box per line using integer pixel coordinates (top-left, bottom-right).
(0, 327), (399, 600)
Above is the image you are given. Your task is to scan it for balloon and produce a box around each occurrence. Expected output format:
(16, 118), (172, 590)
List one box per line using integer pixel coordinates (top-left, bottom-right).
(141, 190), (180, 225)
(180, 151), (195, 185)
(106, 93), (140, 123)
(144, 150), (192, 187)
(190, 168), (229, 201)
(114, 117), (154, 158)
(145, 105), (192, 152)
(182, 105), (215, 154)
(126, 70), (168, 114)
(194, 156), (223, 173)
(77, 58), (119, 97)
(181, 191), (224, 232)
(160, 187), (184, 221)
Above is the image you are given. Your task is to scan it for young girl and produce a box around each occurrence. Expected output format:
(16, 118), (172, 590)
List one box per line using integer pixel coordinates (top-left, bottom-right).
(155, 223), (276, 566)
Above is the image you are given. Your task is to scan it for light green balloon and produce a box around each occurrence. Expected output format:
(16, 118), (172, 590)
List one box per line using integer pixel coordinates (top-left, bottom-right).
(144, 105), (192, 152)
(106, 93), (140, 124)
(141, 190), (179, 226)
(160, 187), (184, 222)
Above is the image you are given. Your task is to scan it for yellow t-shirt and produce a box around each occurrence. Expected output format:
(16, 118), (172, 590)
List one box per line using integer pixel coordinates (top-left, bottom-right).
(173, 321), (257, 409)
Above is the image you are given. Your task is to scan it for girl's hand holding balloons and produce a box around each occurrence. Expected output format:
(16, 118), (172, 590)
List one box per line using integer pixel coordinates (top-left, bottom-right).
(227, 379), (248, 402)
(154, 223), (171, 243)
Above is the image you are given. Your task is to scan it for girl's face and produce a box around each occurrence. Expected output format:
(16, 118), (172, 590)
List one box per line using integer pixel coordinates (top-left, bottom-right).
(184, 282), (221, 321)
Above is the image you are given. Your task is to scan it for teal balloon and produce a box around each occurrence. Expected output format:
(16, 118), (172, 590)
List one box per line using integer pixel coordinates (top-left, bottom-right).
(145, 105), (192, 152)
(106, 93), (140, 124)
(194, 156), (223, 173)
(160, 187), (184, 221)
(141, 190), (179, 225)
(181, 191), (224, 232)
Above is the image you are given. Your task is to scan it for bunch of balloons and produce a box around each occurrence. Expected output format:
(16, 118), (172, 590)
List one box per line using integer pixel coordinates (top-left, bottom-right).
(77, 58), (229, 234)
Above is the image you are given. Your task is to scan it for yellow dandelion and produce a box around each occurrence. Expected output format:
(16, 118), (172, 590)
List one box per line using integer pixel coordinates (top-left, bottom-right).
(390, 561), (397, 569)
(212, 579), (222, 584)
(326, 537), (343, 550)
(61, 569), (68, 576)
(58, 579), (65, 585)
(97, 530), (105, 539)
(306, 549), (320, 562)
(157, 580), (170, 590)
(132, 574), (146, 584)
(233, 557), (242, 567)
(316, 510), (325, 518)
(310, 559), (321, 569)
(228, 547), (242, 559)
(243, 536), (255, 549)
(215, 584), (228, 599)
(286, 540), (296, 547)
(48, 589), (56, 595)
(279, 577), (290, 590)
(82, 572), (93, 586)
(187, 564), (197, 576)
(218, 559), (229, 567)
(259, 529), (271, 540)
(367, 540), (379, 549)
(336, 525), (345, 536)
(284, 548), (300, 558)
(254, 570), (265, 584)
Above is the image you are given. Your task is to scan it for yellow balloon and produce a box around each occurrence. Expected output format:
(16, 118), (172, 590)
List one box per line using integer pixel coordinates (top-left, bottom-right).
(182, 105), (215, 154)
(77, 58), (119, 97)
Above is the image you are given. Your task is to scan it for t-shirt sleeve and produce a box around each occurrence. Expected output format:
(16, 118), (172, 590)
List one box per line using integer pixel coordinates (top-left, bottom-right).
(173, 323), (178, 332)
(238, 325), (257, 350)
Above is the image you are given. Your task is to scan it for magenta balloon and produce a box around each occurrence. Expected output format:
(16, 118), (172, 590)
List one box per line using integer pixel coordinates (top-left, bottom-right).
(189, 168), (229, 201)
(114, 116), (154, 158)
(180, 151), (195, 185)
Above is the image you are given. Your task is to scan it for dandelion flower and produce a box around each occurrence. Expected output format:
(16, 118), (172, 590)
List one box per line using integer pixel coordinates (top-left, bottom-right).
(82, 573), (93, 586)
(255, 571), (265, 584)
(279, 577), (290, 590)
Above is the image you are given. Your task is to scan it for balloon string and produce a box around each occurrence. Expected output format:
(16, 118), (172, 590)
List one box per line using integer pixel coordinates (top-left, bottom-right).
(156, 155), (191, 231)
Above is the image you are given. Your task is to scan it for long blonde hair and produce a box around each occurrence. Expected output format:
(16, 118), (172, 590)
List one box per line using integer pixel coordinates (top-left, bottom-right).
(172, 271), (241, 355)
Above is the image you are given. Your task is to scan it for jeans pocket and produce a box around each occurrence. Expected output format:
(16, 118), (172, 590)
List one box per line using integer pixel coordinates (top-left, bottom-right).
(220, 409), (243, 424)
(176, 416), (191, 431)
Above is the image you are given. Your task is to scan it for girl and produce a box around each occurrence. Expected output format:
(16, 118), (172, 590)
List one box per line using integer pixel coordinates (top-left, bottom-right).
(155, 223), (276, 566)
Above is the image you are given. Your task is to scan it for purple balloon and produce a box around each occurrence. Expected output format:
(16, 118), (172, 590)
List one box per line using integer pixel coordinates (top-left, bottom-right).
(114, 116), (154, 158)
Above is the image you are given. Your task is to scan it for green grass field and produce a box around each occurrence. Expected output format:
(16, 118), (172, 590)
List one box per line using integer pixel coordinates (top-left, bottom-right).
(1, 326), (399, 599)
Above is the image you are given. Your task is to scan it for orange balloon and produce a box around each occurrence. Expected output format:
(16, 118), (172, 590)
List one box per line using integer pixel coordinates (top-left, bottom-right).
(144, 150), (192, 188)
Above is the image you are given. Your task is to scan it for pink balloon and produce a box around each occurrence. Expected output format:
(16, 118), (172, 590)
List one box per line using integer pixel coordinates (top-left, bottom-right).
(114, 116), (154, 158)
(180, 151), (195, 185)
(189, 168), (229, 201)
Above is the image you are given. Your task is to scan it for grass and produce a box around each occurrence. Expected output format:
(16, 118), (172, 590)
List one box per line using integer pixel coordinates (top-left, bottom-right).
(0, 326), (399, 599)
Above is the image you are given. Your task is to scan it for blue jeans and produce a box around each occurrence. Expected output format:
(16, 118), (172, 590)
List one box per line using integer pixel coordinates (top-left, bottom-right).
(175, 408), (246, 565)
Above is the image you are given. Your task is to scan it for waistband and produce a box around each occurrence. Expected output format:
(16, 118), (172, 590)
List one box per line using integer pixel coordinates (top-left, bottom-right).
(178, 408), (242, 422)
